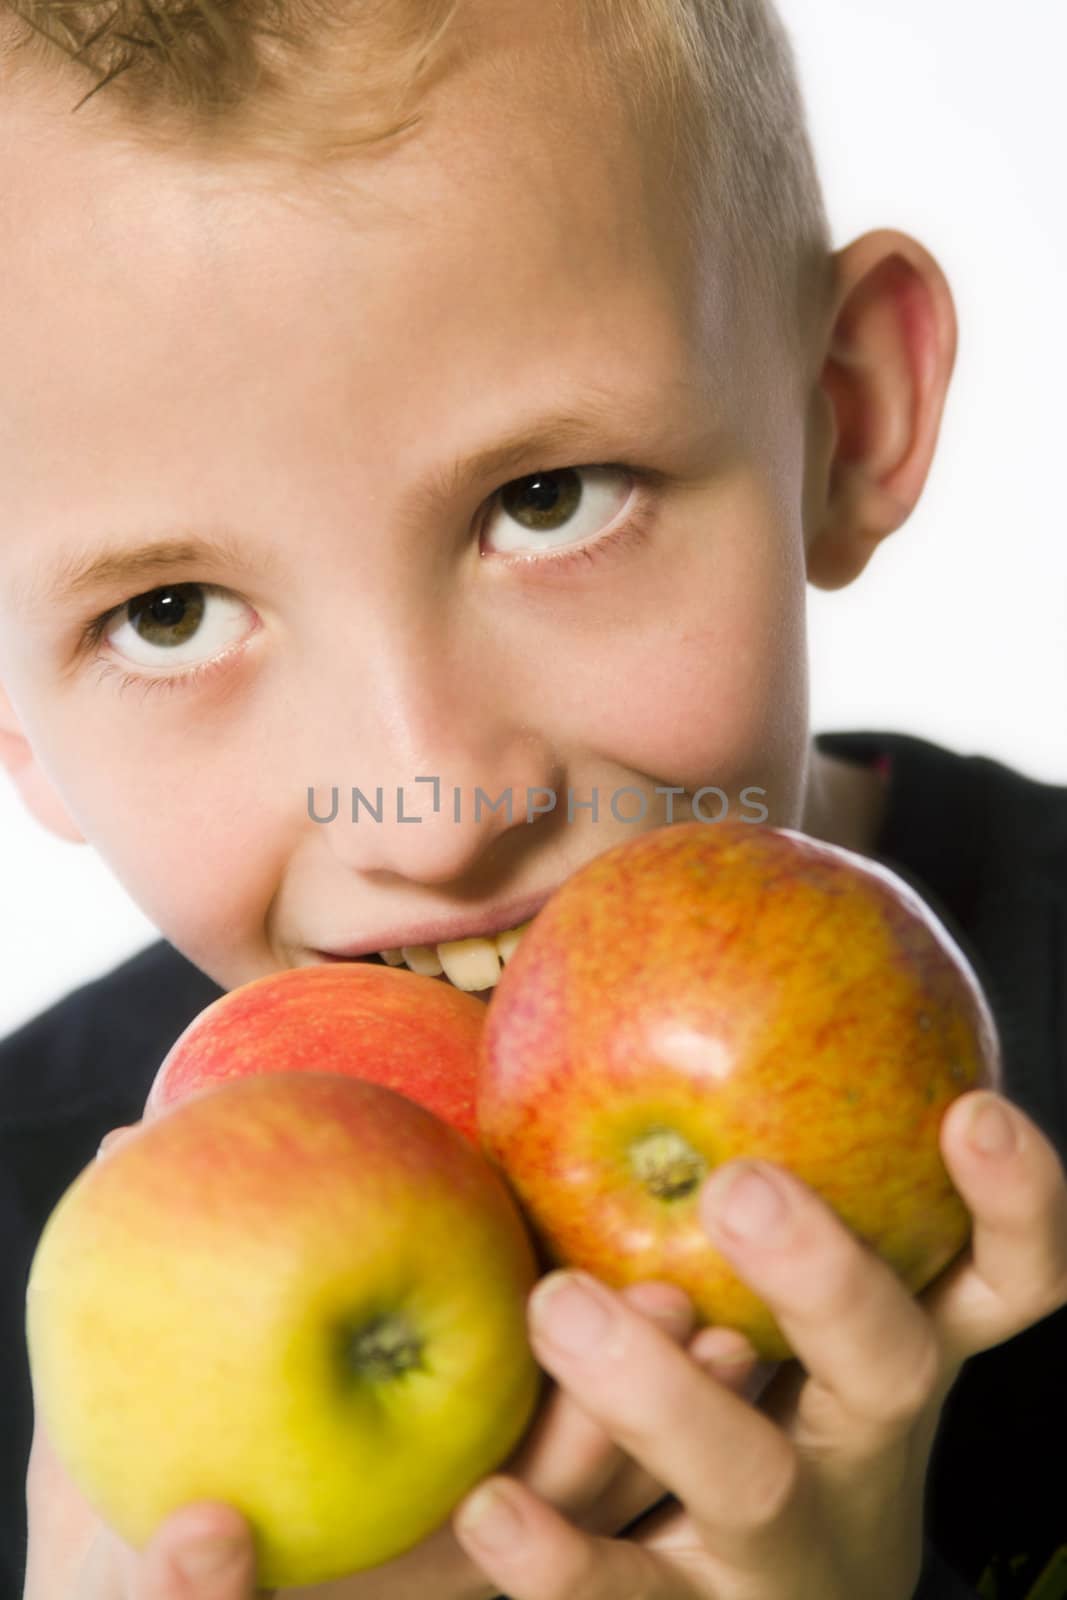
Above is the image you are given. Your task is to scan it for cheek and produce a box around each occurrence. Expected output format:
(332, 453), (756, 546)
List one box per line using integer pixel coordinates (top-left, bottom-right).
(28, 696), (280, 967)
(524, 502), (810, 824)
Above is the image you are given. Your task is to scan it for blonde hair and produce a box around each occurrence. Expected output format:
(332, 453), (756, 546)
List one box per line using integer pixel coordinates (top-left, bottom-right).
(1, 0), (834, 367)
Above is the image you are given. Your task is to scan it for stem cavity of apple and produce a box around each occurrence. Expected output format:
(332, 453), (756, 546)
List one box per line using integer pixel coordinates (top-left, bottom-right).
(629, 1126), (709, 1200)
(341, 1313), (425, 1381)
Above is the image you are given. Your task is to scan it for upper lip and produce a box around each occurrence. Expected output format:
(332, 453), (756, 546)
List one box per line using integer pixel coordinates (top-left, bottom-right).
(315, 888), (556, 959)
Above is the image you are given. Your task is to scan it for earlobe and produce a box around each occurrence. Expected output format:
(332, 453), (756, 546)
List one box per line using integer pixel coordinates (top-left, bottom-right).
(0, 680), (86, 845)
(805, 228), (959, 592)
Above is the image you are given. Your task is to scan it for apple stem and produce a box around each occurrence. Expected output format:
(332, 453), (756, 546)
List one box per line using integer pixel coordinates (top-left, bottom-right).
(341, 1314), (425, 1381)
(629, 1126), (708, 1201)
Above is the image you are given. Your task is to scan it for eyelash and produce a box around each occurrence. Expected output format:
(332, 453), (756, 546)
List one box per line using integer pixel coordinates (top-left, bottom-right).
(87, 650), (232, 702)
(80, 461), (659, 699)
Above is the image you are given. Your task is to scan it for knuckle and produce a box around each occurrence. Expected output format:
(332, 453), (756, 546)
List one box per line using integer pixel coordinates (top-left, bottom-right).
(814, 1243), (876, 1328)
(1010, 1121), (1067, 1222)
(1032, 1264), (1067, 1328)
(554, 1537), (617, 1600)
(735, 1440), (800, 1531)
(596, 1535), (666, 1600)
(1042, 1150), (1067, 1232)
(868, 1330), (943, 1430)
(616, 1349), (702, 1451)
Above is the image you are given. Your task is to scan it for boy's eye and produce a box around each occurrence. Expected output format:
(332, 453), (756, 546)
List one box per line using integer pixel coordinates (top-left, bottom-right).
(482, 465), (634, 556)
(98, 582), (252, 668)
(85, 464), (644, 685)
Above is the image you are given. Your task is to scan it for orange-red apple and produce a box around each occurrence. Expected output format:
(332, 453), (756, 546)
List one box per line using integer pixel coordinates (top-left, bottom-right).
(145, 961), (485, 1144)
(477, 820), (1003, 1361)
(27, 1072), (543, 1588)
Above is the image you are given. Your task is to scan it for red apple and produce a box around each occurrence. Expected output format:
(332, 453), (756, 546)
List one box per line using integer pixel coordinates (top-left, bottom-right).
(146, 961), (485, 1144)
(28, 1072), (543, 1587)
(477, 820), (1003, 1361)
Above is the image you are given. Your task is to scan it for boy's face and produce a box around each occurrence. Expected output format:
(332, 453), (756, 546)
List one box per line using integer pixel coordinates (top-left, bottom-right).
(0, 8), (859, 997)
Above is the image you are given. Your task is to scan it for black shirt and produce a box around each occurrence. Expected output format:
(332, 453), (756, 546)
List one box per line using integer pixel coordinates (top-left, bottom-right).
(1, 729), (1064, 1600)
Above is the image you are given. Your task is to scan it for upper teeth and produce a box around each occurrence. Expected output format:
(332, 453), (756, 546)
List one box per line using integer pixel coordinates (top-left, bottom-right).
(379, 920), (534, 990)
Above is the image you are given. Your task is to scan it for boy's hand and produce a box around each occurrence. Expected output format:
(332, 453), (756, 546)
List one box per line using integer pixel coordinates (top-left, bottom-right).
(448, 1088), (1067, 1600)
(28, 1128), (772, 1598)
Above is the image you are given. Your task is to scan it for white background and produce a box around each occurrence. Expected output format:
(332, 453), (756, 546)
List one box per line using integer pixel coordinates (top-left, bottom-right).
(1, 0), (1065, 1039)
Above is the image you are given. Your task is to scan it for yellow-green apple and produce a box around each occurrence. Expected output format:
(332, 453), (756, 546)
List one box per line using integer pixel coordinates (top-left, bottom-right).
(477, 820), (1003, 1361)
(26, 1072), (543, 1588)
(145, 961), (486, 1144)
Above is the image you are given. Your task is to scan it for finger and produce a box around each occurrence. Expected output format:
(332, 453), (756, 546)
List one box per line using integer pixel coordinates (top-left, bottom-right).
(698, 1158), (946, 1449)
(921, 1091), (1067, 1362)
(514, 1267), (806, 1573)
(504, 1279), (695, 1524)
(132, 1502), (268, 1600)
(594, 1324), (779, 1540)
(686, 1326), (781, 1408)
(454, 1474), (684, 1600)
(619, 1279), (697, 1335)
(24, 1409), (113, 1599)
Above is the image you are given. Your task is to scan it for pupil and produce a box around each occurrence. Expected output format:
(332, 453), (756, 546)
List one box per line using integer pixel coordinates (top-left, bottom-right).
(150, 593), (184, 625)
(500, 468), (581, 531)
(523, 473), (562, 512)
(129, 582), (204, 646)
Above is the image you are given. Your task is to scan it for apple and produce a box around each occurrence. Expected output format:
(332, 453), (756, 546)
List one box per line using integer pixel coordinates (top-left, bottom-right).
(145, 961), (486, 1145)
(26, 1072), (543, 1588)
(477, 819), (1003, 1362)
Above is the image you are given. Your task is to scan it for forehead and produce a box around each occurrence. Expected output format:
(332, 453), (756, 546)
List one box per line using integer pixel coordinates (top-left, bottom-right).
(0, 7), (738, 595)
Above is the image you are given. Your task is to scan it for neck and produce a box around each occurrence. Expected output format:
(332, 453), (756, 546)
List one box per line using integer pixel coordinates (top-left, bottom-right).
(801, 747), (890, 858)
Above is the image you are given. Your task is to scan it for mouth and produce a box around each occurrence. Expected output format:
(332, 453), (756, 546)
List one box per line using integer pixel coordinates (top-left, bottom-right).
(314, 916), (536, 1002)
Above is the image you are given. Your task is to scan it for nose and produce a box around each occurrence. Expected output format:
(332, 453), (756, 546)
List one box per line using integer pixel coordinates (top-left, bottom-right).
(308, 640), (565, 886)
(312, 738), (565, 883)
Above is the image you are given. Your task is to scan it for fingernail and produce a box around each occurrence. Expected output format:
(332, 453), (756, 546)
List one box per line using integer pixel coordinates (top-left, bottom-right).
(706, 1162), (790, 1242)
(623, 1284), (693, 1334)
(691, 1326), (757, 1368)
(177, 1536), (245, 1580)
(966, 1095), (1016, 1157)
(529, 1270), (611, 1352)
(455, 1481), (523, 1551)
(644, 1299), (693, 1334)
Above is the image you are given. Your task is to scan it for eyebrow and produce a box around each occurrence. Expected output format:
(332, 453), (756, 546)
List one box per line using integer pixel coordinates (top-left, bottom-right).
(12, 530), (282, 618)
(405, 392), (667, 522)
(13, 385), (694, 615)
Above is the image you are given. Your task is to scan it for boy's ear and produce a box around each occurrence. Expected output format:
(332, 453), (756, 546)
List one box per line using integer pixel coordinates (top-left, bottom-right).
(804, 227), (959, 591)
(0, 680), (86, 844)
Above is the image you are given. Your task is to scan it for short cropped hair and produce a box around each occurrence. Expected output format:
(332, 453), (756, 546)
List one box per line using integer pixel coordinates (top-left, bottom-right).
(1, 0), (834, 369)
